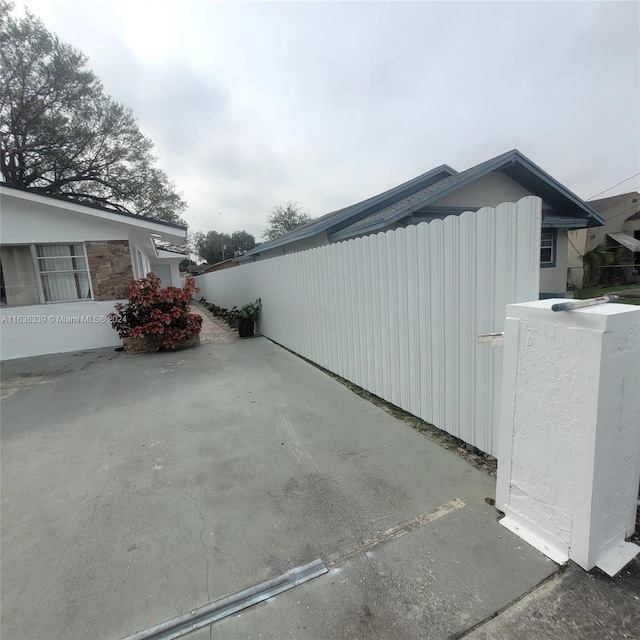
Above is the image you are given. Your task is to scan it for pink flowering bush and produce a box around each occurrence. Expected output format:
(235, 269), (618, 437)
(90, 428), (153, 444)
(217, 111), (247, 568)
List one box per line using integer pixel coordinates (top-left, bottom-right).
(108, 273), (202, 350)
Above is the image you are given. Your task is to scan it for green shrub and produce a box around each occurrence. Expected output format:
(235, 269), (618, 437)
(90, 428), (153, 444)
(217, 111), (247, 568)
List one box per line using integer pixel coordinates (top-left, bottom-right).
(228, 298), (262, 328)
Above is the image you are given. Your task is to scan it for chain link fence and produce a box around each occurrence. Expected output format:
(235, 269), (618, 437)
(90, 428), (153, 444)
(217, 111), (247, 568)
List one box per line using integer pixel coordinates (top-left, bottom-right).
(568, 263), (640, 290)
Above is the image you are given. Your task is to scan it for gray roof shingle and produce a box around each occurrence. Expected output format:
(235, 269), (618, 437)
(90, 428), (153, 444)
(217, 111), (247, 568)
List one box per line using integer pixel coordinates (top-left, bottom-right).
(331, 150), (521, 238)
(242, 163), (456, 257)
(242, 149), (604, 257)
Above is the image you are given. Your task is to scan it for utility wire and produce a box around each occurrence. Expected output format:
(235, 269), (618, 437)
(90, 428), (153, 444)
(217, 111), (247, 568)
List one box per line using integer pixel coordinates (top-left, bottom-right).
(587, 172), (640, 200)
(586, 185), (640, 215)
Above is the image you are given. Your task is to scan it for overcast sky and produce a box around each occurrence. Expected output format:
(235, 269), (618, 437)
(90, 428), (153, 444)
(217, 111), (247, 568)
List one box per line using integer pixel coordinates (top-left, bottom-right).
(20, 0), (640, 239)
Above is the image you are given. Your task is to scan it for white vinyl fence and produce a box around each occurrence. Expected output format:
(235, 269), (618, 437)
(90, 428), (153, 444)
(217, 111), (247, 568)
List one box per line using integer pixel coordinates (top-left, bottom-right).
(196, 197), (541, 455)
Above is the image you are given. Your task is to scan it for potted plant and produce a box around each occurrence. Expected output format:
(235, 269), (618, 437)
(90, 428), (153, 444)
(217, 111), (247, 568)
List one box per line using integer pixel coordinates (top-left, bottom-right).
(108, 274), (202, 352)
(229, 298), (262, 338)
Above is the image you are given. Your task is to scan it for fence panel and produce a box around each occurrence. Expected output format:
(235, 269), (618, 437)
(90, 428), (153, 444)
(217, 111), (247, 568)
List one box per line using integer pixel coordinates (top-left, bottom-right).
(195, 196), (541, 455)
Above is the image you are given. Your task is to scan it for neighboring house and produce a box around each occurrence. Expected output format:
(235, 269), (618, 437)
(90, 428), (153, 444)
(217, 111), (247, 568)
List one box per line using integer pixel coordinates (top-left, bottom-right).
(0, 184), (188, 360)
(187, 259), (239, 276)
(240, 149), (604, 298)
(567, 191), (640, 287)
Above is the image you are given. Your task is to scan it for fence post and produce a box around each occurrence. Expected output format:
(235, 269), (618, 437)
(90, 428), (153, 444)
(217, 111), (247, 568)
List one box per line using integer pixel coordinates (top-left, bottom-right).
(496, 299), (640, 576)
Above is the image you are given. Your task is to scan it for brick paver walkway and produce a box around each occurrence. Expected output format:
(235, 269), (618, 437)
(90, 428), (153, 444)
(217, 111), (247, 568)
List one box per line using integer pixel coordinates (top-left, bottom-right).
(190, 301), (238, 344)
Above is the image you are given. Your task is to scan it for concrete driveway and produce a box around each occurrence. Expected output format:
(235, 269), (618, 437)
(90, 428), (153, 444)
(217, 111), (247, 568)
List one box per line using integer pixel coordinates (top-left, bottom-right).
(1, 337), (555, 640)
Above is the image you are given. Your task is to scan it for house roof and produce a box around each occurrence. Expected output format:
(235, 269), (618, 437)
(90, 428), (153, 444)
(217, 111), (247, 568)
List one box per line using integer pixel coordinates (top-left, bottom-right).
(588, 191), (639, 212)
(241, 150), (604, 258)
(241, 164), (456, 258)
(187, 263), (209, 274)
(154, 243), (188, 255)
(187, 259), (238, 274)
(607, 232), (640, 253)
(154, 243), (189, 261)
(0, 182), (187, 231)
(331, 150), (604, 240)
(588, 191), (640, 223)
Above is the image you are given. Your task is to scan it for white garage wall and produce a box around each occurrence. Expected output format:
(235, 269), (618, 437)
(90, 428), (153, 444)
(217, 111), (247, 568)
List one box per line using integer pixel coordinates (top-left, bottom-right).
(195, 197), (541, 455)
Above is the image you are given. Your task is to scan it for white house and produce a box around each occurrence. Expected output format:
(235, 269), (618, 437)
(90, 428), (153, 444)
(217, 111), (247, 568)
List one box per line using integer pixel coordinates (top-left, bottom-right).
(0, 185), (187, 361)
(567, 191), (640, 287)
(240, 150), (605, 298)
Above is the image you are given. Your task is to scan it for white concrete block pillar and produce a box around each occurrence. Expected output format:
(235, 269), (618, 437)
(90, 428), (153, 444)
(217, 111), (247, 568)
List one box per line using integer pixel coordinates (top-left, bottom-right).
(496, 299), (640, 576)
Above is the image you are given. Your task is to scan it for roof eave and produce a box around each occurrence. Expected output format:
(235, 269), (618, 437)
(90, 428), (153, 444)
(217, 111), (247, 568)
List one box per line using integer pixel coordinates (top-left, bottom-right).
(242, 227), (320, 257)
(503, 152), (605, 227)
(411, 150), (605, 228)
(325, 165), (456, 237)
(247, 164), (458, 255)
(0, 184), (188, 232)
(542, 219), (589, 229)
(155, 249), (187, 259)
(339, 155), (525, 235)
(329, 220), (388, 242)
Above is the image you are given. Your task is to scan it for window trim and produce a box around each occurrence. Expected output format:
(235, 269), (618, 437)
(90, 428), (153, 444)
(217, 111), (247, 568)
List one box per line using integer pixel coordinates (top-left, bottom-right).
(0, 243), (94, 306)
(540, 228), (557, 268)
(33, 243), (94, 304)
(29, 244), (47, 304)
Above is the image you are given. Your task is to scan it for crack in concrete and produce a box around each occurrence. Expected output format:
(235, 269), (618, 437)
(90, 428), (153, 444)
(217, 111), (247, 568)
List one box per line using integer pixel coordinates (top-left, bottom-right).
(325, 498), (466, 568)
(184, 489), (211, 603)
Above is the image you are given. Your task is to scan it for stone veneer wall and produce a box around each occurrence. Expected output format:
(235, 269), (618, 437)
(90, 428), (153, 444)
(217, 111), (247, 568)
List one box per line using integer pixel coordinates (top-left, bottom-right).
(85, 240), (134, 301)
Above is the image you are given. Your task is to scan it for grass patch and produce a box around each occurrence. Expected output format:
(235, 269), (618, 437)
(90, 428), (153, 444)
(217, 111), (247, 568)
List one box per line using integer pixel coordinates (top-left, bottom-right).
(575, 284), (640, 305)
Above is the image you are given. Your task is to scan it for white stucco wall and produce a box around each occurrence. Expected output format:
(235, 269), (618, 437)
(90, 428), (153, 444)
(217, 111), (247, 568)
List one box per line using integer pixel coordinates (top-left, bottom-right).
(149, 259), (181, 287)
(171, 261), (181, 287)
(431, 172), (533, 208)
(567, 228), (588, 272)
(497, 299), (640, 574)
(1, 197), (183, 287)
(0, 189), (186, 245)
(0, 188), (187, 360)
(0, 300), (122, 361)
(1, 196), (129, 243)
(149, 255), (185, 287)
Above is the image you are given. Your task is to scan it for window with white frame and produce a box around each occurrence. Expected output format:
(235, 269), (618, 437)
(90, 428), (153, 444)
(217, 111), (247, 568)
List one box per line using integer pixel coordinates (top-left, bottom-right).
(36, 244), (92, 302)
(0, 243), (92, 307)
(540, 230), (555, 266)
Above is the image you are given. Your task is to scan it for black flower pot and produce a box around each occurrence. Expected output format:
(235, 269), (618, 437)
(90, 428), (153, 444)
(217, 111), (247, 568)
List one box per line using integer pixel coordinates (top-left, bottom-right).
(238, 319), (254, 338)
